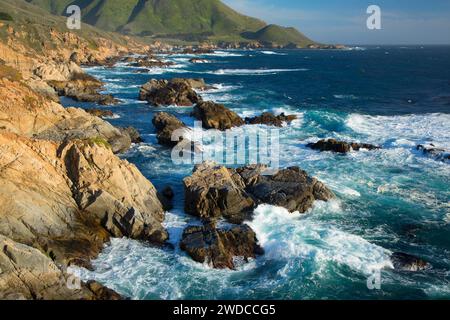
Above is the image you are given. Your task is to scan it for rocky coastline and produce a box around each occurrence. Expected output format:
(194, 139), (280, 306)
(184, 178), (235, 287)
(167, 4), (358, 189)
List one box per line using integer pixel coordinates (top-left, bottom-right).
(0, 24), (430, 300)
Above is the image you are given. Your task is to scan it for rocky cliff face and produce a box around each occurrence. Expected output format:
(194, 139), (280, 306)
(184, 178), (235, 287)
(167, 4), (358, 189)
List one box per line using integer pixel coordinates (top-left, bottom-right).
(0, 132), (167, 299)
(0, 78), (131, 153)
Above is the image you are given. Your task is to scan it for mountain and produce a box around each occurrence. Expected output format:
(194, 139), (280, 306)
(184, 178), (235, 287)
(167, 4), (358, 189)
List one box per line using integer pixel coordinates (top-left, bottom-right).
(26, 0), (315, 47)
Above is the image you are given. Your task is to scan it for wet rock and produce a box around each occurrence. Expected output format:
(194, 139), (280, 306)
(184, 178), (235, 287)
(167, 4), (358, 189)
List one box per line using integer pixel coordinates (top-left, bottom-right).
(239, 165), (335, 213)
(129, 56), (174, 68)
(85, 281), (123, 300)
(152, 112), (189, 147)
(192, 101), (245, 131)
(417, 144), (450, 161)
(183, 162), (255, 223)
(307, 139), (380, 153)
(180, 222), (263, 269)
(245, 112), (297, 127)
(162, 186), (175, 200)
(139, 78), (202, 106)
(391, 252), (431, 272)
(183, 162), (334, 222)
(84, 108), (114, 118)
(158, 186), (175, 211)
(182, 48), (214, 54)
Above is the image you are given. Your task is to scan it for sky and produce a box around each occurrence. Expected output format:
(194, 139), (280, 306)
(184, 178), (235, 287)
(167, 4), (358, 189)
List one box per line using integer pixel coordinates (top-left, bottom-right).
(222, 0), (450, 45)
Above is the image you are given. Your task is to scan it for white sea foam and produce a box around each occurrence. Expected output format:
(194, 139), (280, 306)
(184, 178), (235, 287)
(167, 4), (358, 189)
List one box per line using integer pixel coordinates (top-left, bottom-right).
(346, 113), (450, 146)
(247, 205), (393, 275)
(334, 94), (359, 100)
(261, 51), (287, 55)
(209, 68), (308, 76)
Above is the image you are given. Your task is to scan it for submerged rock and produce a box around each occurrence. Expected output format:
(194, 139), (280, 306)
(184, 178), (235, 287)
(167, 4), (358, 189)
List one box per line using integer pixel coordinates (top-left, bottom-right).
(417, 144), (450, 161)
(184, 162), (334, 223)
(180, 221), (263, 269)
(192, 101), (245, 130)
(152, 112), (189, 147)
(245, 112), (297, 127)
(139, 78), (203, 106)
(391, 252), (431, 272)
(307, 139), (380, 153)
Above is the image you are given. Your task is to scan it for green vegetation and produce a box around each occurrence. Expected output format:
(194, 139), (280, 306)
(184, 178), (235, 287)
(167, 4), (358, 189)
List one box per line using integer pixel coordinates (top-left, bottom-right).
(26, 0), (316, 46)
(0, 11), (13, 20)
(86, 137), (112, 150)
(242, 24), (314, 47)
(0, 65), (23, 81)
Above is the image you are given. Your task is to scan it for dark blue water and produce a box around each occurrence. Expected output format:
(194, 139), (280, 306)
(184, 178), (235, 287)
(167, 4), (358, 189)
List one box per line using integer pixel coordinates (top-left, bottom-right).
(68, 46), (450, 300)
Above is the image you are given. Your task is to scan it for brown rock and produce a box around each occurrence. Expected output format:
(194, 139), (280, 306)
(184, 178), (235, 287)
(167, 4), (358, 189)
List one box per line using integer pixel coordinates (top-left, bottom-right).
(192, 101), (244, 131)
(84, 108), (114, 118)
(245, 112), (297, 127)
(183, 162), (255, 223)
(152, 112), (189, 147)
(307, 139), (380, 153)
(139, 78), (202, 106)
(180, 222), (263, 269)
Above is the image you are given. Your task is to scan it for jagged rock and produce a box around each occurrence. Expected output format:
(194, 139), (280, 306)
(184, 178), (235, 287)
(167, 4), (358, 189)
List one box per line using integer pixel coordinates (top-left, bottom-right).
(183, 162), (256, 223)
(152, 112), (189, 147)
(307, 139), (380, 153)
(158, 186), (175, 211)
(129, 56), (174, 68)
(0, 78), (131, 153)
(62, 140), (168, 243)
(192, 101), (245, 131)
(240, 165), (335, 213)
(0, 235), (98, 300)
(84, 108), (114, 118)
(245, 112), (297, 127)
(69, 52), (80, 64)
(184, 162), (334, 222)
(391, 252), (431, 272)
(33, 61), (83, 82)
(139, 78), (203, 106)
(180, 222), (263, 269)
(48, 72), (119, 105)
(120, 126), (144, 144)
(162, 186), (175, 200)
(85, 281), (122, 300)
(417, 144), (450, 161)
(0, 133), (168, 269)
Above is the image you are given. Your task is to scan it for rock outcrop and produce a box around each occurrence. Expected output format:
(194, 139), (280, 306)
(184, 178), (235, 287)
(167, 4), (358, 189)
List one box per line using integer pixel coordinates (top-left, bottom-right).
(139, 78), (203, 106)
(152, 112), (189, 147)
(0, 235), (120, 300)
(391, 252), (431, 272)
(307, 139), (380, 154)
(0, 133), (167, 263)
(0, 133), (168, 297)
(184, 162), (334, 223)
(184, 162), (256, 223)
(192, 101), (245, 131)
(180, 221), (263, 269)
(84, 108), (114, 118)
(0, 78), (131, 153)
(417, 144), (450, 161)
(245, 112), (297, 127)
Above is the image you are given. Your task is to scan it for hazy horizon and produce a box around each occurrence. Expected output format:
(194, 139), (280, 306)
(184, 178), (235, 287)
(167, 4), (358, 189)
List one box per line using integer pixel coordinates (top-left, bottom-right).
(223, 0), (450, 45)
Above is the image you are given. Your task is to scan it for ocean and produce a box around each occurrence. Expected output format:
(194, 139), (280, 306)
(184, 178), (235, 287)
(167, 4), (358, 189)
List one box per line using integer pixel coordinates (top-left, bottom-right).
(67, 46), (450, 300)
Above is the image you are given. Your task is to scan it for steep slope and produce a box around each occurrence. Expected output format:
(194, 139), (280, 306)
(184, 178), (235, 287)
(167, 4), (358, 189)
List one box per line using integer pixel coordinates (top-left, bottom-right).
(26, 0), (316, 46)
(242, 24), (314, 47)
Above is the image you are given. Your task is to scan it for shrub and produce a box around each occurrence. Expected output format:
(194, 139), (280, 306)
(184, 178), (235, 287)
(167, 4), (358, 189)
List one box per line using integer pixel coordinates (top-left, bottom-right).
(0, 12), (13, 21)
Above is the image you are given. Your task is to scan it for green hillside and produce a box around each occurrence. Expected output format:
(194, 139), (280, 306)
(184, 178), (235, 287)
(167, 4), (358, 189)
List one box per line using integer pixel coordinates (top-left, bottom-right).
(0, 0), (136, 54)
(26, 0), (316, 46)
(242, 24), (314, 47)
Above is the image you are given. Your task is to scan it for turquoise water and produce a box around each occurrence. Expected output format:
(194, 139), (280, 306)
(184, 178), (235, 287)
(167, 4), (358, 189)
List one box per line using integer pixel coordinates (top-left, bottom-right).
(69, 47), (450, 300)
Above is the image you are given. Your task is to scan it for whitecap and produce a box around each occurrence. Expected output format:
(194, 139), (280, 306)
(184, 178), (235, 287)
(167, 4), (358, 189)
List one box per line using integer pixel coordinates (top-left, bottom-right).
(208, 68), (308, 76)
(261, 51), (287, 55)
